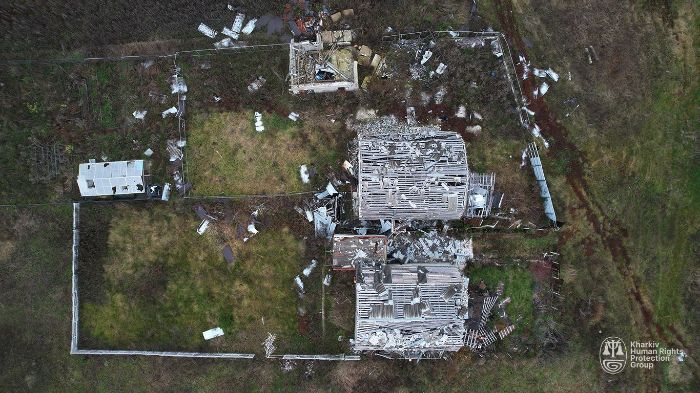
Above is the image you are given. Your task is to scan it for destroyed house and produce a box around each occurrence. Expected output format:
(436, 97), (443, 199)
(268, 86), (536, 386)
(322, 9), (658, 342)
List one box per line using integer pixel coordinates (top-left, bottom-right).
(353, 263), (469, 357)
(76, 160), (145, 197)
(388, 230), (473, 269)
(288, 34), (359, 94)
(332, 234), (387, 270)
(356, 125), (470, 220)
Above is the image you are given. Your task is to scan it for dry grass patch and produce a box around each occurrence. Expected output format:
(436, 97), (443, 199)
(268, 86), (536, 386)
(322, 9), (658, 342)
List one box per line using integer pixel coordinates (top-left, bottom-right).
(187, 111), (339, 195)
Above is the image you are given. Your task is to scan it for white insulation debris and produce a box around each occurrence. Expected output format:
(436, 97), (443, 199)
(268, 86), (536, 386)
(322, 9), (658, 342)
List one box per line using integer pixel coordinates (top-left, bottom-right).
(299, 164), (310, 183)
(132, 110), (147, 120)
(198, 23), (217, 39)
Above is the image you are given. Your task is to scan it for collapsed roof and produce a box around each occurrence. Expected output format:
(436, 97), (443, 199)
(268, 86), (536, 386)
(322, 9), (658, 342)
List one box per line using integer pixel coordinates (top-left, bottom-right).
(353, 262), (469, 357)
(333, 234), (387, 270)
(288, 34), (359, 94)
(388, 230), (473, 269)
(355, 118), (470, 220)
(76, 160), (145, 197)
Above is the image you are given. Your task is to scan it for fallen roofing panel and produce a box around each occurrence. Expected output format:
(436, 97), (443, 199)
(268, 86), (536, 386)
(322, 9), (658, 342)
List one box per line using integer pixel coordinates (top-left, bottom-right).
(527, 143), (557, 222)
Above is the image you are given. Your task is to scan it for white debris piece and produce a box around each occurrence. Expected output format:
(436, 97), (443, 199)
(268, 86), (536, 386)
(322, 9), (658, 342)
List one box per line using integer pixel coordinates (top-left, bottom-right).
(214, 37), (234, 49)
(303, 259), (317, 277)
(342, 160), (354, 176)
(288, 112), (300, 121)
(143, 148), (153, 157)
(529, 124), (550, 148)
(532, 68), (547, 78)
(299, 164), (310, 183)
(420, 50), (433, 65)
(232, 13), (245, 34)
(248, 76), (266, 93)
(305, 210), (313, 222)
(326, 182), (338, 196)
(520, 149), (528, 168)
(161, 183), (171, 201)
(465, 125), (482, 134)
(247, 223), (259, 234)
(435, 63), (447, 75)
(197, 219), (210, 235)
(221, 27), (239, 40)
(161, 107), (178, 118)
(171, 76), (187, 94)
(455, 105), (467, 118)
(202, 327), (224, 340)
(545, 68), (559, 82)
(132, 110), (147, 120)
(448, 30), (459, 38)
(323, 274), (332, 286)
(254, 112), (265, 132)
(213, 95), (222, 102)
(176, 140), (186, 148)
(294, 276), (304, 292)
(434, 86), (447, 104)
(198, 23), (217, 38)
(472, 112), (483, 121)
(491, 39), (503, 57)
(241, 18), (257, 35)
(523, 107), (535, 116)
(538, 82), (549, 97)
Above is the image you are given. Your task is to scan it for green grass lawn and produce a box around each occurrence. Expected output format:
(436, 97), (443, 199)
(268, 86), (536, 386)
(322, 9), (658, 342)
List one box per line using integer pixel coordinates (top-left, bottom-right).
(467, 265), (535, 332)
(79, 202), (307, 353)
(186, 110), (340, 196)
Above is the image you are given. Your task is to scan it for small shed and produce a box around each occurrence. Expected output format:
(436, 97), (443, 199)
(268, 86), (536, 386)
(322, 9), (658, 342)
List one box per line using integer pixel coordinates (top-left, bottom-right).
(76, 160), (145, 197)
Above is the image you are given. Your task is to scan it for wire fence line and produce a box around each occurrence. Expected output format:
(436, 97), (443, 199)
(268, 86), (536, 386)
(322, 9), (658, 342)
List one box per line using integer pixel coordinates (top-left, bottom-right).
(0, 42), (292, 65)
(69, 201), (257, 360)
(69, 201), (360, 361)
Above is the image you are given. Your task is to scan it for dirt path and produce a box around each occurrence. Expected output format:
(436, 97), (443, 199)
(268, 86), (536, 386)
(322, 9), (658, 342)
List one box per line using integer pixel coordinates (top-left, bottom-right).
(493, 0), (698, 381)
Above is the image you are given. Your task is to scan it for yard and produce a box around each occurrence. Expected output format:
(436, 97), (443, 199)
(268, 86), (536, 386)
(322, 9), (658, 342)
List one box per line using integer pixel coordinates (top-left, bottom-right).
(77, 200), (351, 355)
(186, 110), (342, 196)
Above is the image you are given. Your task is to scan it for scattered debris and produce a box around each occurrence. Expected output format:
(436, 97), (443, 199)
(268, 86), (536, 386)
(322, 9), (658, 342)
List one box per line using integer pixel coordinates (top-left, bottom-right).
(455, 106), (467, 118)
(161, 183), (171, 201)
(303, 260), (317, 277)
(247, 223), (259, 234)
(166, 139), (184, 161)
(202, 327), (224, 340)
(171, 75), (187, 95)
(198, 23), (217, 39)
(299, 164), (310, 183)
(143, 148), (153, 157)
(491, 39), (503, 57)
(248, 76), (267, 93)
(254, 112), (265, 132)
(197, 219), (210, 235)
(333, 234), (387, 270)
(294, 275), (305, 293)
(263, 333), (276, 357)
(435, 63), (447, 75)
(161, 107), (178, 118)
(214, 37), (234, 49)
(132, 110), (147, 120)
(323, 274), (332, 286)
(288, 112), (300, 121)
(420, 50), (433, 65)
(388, 230), (473, 268)
(241, 18), (257, 35)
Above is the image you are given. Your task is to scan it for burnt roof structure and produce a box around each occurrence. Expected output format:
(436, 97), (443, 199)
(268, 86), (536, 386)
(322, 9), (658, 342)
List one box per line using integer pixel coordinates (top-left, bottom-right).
(355, 119), (471, 220)
(353, 262), (469, 358)
(332, 234), (387, 270)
